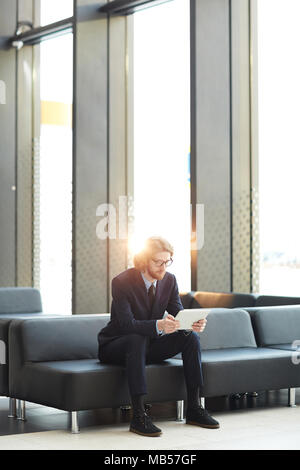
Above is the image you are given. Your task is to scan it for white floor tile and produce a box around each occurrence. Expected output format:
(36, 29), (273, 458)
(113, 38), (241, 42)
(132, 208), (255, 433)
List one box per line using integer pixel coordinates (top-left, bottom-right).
(0, 406), (300, 450)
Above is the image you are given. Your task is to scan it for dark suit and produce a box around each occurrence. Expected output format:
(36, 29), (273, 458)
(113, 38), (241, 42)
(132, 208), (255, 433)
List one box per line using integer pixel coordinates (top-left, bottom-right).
(98, 267), (203, 396)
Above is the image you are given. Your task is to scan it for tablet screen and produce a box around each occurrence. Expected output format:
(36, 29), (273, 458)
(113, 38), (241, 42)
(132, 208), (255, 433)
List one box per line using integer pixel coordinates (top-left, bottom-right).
(176, 308), (210, 330)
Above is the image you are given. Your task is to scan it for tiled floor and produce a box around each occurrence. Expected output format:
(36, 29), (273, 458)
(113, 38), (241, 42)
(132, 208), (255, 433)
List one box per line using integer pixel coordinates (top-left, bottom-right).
(0, 390), (300, 450)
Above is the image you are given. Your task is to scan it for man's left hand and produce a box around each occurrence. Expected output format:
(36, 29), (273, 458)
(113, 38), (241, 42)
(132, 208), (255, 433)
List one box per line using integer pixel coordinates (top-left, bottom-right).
(192, 318), (207, 333)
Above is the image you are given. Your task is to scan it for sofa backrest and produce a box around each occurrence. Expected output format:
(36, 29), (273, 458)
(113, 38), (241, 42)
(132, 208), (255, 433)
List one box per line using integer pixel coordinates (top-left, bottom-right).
(254, 295), (300, 307)
(251, 306), (300, 346)
(9, 314), (110, 362)
(199, 308), (257, 350)
(191, 291), (256, 309)
(179, 292), (195, 309)
(0, 288), (42, 314)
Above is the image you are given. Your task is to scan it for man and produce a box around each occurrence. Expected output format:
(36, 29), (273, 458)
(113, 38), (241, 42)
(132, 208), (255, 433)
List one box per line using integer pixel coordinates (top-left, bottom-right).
(98, 236), (219, 436)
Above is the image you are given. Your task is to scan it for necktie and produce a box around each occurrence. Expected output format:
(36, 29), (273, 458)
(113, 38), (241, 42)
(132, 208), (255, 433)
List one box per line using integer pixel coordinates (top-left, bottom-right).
(148, 283), (155, 311)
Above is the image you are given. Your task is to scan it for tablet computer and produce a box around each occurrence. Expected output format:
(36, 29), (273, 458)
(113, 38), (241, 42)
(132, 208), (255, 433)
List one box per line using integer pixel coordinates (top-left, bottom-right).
(176, 308), (211, 330)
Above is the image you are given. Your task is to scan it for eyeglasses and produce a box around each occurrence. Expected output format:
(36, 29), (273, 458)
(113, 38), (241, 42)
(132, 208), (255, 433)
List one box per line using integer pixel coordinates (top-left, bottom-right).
(151, 258), (173, 267)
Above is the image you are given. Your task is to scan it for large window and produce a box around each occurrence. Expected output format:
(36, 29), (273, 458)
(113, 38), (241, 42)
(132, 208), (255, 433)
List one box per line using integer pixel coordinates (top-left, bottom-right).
(257, 0), (300, 295)
(131, 0), (191, 292)
(34, 31), (73, 314)
(39, 0), (73, 26)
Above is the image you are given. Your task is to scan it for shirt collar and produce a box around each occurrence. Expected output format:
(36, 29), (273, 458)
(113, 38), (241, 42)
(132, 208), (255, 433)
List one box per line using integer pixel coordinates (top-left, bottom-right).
(141, 272), (157, 291)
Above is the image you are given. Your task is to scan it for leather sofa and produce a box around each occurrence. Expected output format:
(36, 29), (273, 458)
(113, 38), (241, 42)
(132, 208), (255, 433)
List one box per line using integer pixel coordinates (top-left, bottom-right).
(197, 308), (300, 397)
(8, 314), (187, 432)
(180, 291), (300, 399)
(8, 307), (300, 433)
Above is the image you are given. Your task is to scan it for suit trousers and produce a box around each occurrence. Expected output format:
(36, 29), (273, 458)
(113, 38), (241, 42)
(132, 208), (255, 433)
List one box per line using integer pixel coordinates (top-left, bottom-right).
(98, 330), (204, 396)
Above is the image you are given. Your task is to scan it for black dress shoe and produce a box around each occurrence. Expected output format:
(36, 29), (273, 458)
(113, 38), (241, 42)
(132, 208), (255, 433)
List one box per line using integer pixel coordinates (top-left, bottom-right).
(186, 406), (220, 429)
(130, 412), (162, 437)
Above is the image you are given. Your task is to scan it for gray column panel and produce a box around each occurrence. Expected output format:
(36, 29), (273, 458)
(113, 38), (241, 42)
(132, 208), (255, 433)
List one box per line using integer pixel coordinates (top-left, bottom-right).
(231, 0), (251, 292)
(108, 15), (129, 298)
(18, 0), (33, 23)
(73, 1), (108, 313)
(16, 1), (34, 286)
(193, 0), (231, 291)
(32, 42), (40, 290)
(249, 0), (259, 293)
(0, 0), (17, 286)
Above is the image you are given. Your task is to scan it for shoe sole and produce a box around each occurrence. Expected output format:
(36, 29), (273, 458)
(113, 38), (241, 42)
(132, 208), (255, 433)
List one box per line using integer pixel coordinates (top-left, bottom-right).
(130, 428), (162, 437)
(186, 420), (220, 429)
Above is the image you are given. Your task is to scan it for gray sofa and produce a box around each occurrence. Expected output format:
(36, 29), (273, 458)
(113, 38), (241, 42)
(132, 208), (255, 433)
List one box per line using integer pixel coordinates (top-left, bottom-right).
(199, 308), (300, 397)
(0, 287), (59, 417)
(180, 291), (300, 398)
(8, 314), (186, 432)
(8, 307), (300, 433)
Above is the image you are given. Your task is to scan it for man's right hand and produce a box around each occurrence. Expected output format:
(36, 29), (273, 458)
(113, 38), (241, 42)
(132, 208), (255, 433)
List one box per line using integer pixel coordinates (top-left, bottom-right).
(157, 314), (180, 334)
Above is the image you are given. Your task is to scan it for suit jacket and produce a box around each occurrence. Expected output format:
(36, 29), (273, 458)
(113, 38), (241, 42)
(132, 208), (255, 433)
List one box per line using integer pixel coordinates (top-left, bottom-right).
(98, 267), (183, 346)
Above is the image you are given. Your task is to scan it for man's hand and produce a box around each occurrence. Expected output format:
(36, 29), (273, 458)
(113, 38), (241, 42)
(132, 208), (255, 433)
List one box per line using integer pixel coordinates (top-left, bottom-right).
(157, 314), (180, 334)
(192, 318), (207, 333)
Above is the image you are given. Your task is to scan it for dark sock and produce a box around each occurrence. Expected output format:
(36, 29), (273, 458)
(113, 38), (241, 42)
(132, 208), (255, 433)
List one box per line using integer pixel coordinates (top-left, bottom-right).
(131, 394), (145, 416)
(187, 387), (200, 410)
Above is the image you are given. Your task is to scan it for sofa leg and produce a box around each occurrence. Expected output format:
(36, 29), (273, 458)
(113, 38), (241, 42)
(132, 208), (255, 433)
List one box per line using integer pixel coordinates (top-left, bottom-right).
(8, 398), (17, 418)
(200, 396), (205, 408)
(288, 388), (297, 407)
(71, 411), (80, 433)
(17, 400), (26, 421)
(176, 400), (184, 422)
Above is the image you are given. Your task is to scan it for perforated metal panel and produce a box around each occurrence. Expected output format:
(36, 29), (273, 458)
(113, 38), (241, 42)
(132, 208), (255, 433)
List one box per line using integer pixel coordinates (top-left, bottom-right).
(231, 0), (252, 294)
(197, 201), (231, 292)
(0, 1), (17, 286)
(73, 3), (109, 313)
(108, 15), (128, 302)
(192, 0), (231, 292)
(192, 0), (259, 295)
(251, 185), (260, 293)
(32, 135), (41, 290)
(232, 189), (251, 292)
(17, 48), (34, 286)
(16, 1), (36, 287)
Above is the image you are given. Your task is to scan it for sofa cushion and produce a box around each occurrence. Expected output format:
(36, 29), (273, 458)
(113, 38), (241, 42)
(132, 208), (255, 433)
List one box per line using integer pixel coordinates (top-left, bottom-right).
(199, 309), (257, 350)
(201, 347), (300, 396)
(10, 358), (187, 411)
(179, 292), (195, 309)
(252, 306), (300, 347)
(0, 288), (42, 314)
